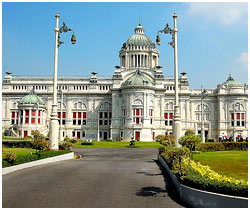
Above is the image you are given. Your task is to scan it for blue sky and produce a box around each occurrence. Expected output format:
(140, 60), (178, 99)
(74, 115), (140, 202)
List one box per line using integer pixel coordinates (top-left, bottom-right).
(2, 2), (248, 89)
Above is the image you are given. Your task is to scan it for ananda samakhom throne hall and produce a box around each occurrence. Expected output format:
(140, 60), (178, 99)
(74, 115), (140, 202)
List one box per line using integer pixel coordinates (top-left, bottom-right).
(2, 23), (248, 141)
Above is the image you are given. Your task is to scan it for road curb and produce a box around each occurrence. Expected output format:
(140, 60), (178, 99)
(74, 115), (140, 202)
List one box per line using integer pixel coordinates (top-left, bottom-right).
(2, 152), (74, 175)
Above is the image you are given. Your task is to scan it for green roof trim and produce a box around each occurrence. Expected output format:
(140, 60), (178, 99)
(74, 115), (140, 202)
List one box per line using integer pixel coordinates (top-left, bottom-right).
(123, 69), (153, 86)
(225, 74), (242, 86)
(20, 90), (44, 105)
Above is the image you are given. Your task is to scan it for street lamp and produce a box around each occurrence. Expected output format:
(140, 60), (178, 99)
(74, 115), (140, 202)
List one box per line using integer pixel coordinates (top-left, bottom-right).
(49, 12), (76, 150)
(59, 89), (64, 141)
(156, 12), (181, 147)
(201, 86), (208, 143)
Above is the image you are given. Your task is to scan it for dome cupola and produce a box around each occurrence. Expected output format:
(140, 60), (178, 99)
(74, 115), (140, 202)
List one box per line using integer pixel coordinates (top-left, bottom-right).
(19, 89), (45, 105)
(119, 23), (159, 69)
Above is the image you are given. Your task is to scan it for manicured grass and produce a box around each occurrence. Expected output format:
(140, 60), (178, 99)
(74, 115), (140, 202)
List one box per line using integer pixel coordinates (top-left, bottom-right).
(2, 148), (71, 168)
(192, 151), (248, 180)
(74, 140), (160, 148)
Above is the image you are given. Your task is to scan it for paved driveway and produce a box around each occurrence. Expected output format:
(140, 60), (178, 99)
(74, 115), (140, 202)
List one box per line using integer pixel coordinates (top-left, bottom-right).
(3, 148), (184, 208)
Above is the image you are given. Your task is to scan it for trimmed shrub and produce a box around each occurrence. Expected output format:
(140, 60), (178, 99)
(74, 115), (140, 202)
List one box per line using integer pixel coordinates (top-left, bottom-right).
(59, 141), (73, 151)
(197, 142), (248, 152)
(2, 140), (33, 148)
(197, 143), (225, 152)
(222, 142), (248, 151)
(81, 141), (93, 145)
(184, 129), (195, 136)
(5, 152), (17, 165)
(206, 139), (214, 143)
(162, 146), (189, 178)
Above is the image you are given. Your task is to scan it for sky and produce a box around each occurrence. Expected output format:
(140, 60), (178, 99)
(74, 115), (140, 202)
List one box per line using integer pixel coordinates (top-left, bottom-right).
(2, 2), (248, 89)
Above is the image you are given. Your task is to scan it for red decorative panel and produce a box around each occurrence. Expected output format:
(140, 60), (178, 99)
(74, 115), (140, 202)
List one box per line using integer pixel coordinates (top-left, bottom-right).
(136, 109), (140, 116)
(170, 113), (173, 119)
(164, 113), (168, 119)
(241, 113), (244, 120)
(31, 118), (35, 124)
(25, 118), (29, 123)
(38, 118), (41, 124)
(78, 112), (81, 118)
(231, 113), (234, 120)
(63, 112), (66, 118)
(237, 113), (240, 120)
(83, 112), (86, 118)
(25, 110), (29, 116)
(38, 111), (41, 116)
(32, 110), (35, 116)
(58, 112), (61, 118)
(73, 112), (76, 118)
(12, 112), (15, 118)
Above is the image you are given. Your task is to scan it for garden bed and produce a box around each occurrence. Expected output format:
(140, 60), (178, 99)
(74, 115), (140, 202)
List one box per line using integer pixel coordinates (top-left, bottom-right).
(158, 155), (248, 208)
(2, 148), (71, 168)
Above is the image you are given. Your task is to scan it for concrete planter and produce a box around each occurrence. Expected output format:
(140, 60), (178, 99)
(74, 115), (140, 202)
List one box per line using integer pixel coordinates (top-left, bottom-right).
(3, 152), (74, 175)
(158, 155), (248, 208)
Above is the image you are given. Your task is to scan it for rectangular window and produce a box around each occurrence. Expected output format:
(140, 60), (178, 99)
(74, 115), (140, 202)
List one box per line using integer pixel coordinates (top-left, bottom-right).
(38, 111), (41, 116)
(73, 112), (76, 118)
(237, 121), (240, 126)
(99, 120), (103, 125)
(63, 112), (66, 118)
(136, 109), (140, 116)
(82, 131), (85, 137)
(73, 120), (76, 125)
(169, 120), (173, 126)
(83, 112), (86, 118)
(25, 110), (29, 116)
(31, 118), (35, 124)
(104, 112), (108, 118)
(136, 118), (139, 124)
(78, 120), (81, 125)
(25, 118), (29, 124)
(58, 112), (61, 118)
(99, 112), (103, 118)
(104, 120), (108, 125)
(72, 131), (75, 137)
(164, 113), (168, 119)
(78, 112), (81, 118)
(165, 121), (168, 126)
(169, 113), (173, 119)
(32, 110), (35, 116)
(11, 119), (15, 125)
(12, 112), (15, 118)
(82, 120), (86, 125)
(109, 112), (112, 118)
(38, 118), (41, 124)
(231, 113), (234, 120)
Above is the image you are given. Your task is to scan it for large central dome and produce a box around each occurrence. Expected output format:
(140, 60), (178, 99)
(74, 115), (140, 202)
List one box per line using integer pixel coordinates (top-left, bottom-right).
(126, 24), (155, 47)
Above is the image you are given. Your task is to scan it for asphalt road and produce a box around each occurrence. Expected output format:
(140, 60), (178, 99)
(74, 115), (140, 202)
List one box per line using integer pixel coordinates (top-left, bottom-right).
(2, 148), (184, 208)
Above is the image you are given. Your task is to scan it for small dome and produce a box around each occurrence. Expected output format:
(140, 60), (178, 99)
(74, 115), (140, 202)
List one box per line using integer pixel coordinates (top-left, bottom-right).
(225, 74), (242, 86)
(125, 24), (155, 47)
(123, 69), (153, 86)
(20, 89), (44, 105)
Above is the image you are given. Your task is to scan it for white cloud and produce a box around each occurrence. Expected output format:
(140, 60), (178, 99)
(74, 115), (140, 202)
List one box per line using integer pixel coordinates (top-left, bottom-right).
(186, 3), (247, 26)
(236, 52), (248, 64)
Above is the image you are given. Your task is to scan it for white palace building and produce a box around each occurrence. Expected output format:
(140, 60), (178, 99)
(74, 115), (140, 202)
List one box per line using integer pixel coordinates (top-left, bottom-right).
(2, 23), (248, 141)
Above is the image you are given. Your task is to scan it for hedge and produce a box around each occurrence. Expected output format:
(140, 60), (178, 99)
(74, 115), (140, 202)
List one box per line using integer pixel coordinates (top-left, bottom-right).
(3, 141), (34, 148)
(197, 142), (248, 152)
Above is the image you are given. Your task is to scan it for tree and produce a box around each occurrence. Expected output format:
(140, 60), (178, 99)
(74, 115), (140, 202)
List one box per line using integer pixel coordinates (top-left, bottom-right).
(31, 130), (48, 154)
(179, 134), (201, 167)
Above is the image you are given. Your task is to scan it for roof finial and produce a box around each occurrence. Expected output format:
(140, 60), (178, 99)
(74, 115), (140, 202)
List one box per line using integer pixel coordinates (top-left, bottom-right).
(139, 7), (141, 26)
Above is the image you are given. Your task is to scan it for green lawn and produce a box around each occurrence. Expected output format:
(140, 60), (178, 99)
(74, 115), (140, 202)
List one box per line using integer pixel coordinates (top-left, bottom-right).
(74, 140), (160, 148)
(2, 148), (71, 168)
(192, 151), (248, 180)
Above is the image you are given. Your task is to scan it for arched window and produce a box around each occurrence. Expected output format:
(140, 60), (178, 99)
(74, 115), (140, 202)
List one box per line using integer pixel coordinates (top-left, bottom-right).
(195, 103), (210, 121)
(133, 99), (143, 105)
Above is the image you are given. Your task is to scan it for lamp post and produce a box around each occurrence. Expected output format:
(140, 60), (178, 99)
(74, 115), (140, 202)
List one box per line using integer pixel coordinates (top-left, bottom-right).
(59, 89), (64, 141)
(97, 110), (100, 141)
(49, 12), (76, 150)
(156, 12), (181, 147)
(201, 85), (208, 143)
(233, 103), (236, 142)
